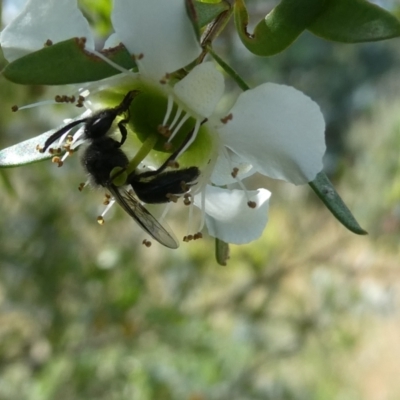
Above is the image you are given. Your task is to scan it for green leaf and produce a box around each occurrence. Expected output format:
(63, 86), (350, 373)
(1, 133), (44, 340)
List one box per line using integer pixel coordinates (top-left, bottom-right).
(2, 38), (136, 85)
(234, 0), (328, 56)
(195, 0), (231, 28)
(308, 0), (400, 42)
(309, 172), (367, 235)
(0, 118), (83, 167)
(215, 238), (230, 266)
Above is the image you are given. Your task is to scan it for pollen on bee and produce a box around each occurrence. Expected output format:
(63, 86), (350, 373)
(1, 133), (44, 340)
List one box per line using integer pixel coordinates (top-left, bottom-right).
(11, 105), (19, 112)
(247, 201), (257, 209)
(142, 239), (152, 247)
(221, 113), (233, 124)
(97, 216), (105, 225)
(231, 167), (239, 178)
(51, 156), (63, 167)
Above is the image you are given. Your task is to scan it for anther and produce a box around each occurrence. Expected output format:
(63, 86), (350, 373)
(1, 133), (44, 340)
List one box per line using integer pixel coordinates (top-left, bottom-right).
(76, 95), (85, 108)
(55, 95), (62, 103)
(183, 194), (192, 206)
(193, 232), (203, 240)
(51, 156), (63, 167)
(11, 105), (18, 112)
(133, 53), (144, 61)
(166, 193), (179, 203)
(159, 73), (171, 85)
(247, 201), (257, 209)
(76, 37), (87, 48)
(221, 113), (233, 124)
(163, 142), (173, 151)
(49, 147), (61, 155)
(78, 182), (87, 192)
(157, 124), (171, 137)
(186, 234), (194, 242)
(142, 239), (152, 247)
(103, 193), (111, 205)
(231, 167), (239, 178)
(97, 216), (105, 225)
(167, 160), (179, 169)
(44, 39), (53, 46)
(180, 181), (190, 192)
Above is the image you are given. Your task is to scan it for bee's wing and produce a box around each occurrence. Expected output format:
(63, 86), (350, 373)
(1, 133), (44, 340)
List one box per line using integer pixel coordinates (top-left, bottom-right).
(108, 185), (179, 249)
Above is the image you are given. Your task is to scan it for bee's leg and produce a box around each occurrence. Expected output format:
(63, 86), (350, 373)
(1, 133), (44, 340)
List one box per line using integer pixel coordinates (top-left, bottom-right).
(117, 112), (129, 146)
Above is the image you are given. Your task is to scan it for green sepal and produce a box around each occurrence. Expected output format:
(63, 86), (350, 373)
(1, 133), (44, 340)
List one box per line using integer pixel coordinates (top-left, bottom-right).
(0, 115), (85, 168)
(308, 0), (400, 42)
(309, 172), (367, 235)
(234, 0), (328, 56)
(186, 0), (202, 41)
(2, 38), (136, 85)
(194, 0), (231, 28)
(215, 238), (230, 266)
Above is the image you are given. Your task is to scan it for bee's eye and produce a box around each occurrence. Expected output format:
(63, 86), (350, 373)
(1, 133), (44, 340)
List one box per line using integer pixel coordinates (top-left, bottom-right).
(86, 111), (115, 139)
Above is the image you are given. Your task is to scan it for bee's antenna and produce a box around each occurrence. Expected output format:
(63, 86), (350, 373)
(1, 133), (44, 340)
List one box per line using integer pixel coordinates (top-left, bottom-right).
(41, 118), (86, 153)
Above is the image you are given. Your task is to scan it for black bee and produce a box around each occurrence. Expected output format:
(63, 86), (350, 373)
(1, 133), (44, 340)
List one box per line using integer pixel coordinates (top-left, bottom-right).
(41, 90), (200, 248)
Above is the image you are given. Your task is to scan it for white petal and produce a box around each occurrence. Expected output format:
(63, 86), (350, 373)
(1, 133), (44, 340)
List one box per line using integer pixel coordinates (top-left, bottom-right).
(174, 62), (225, 118)
(0, 0), (94, 62)
(196, 186), (271, 244)
(103, 33), (121, 49)
(219, 83), (326, 185)
(112, 0), (201, 80)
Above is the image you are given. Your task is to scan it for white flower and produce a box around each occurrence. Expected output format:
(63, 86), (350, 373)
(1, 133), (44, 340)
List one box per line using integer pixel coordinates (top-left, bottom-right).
(0, 0), (326, 245)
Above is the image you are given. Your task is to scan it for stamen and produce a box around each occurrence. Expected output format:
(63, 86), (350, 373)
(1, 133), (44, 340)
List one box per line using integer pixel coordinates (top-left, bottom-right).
(161, 95), (174, 126)
(221, 113), (233, 124)
(171, 119), (201, 159)
(167, 113), (190, 143)
(221, 147), (254, 207)
(158, 202), (172, 224)
(17, 99), (57, 110)
(98, 198), (116, 223)
(78, 180), (89, 191)
(90, 50), (136, 76)
(168, 106), (183, 131)
(142, 239), (152, 247)
(184, 200), (195, 240)
(51, 156), (63, 167)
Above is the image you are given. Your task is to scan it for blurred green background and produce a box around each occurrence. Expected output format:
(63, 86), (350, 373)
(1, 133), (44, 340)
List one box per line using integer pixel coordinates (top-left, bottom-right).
(1, 0), (400, 399)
